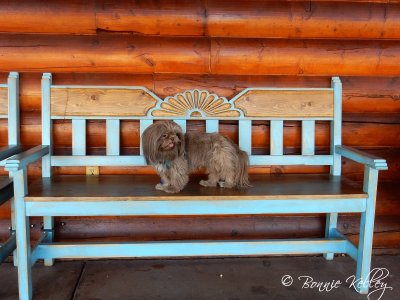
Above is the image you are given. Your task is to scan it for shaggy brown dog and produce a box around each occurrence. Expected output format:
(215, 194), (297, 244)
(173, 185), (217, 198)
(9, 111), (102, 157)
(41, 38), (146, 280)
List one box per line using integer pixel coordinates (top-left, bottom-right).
(142, 120), (250, 193)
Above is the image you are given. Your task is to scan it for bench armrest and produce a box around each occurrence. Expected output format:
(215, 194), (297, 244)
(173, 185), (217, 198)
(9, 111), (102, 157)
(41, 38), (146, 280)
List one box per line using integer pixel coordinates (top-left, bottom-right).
(335, 145), (388, 170)
(5, 145), (49, 172)
(0, 145), (22, 162)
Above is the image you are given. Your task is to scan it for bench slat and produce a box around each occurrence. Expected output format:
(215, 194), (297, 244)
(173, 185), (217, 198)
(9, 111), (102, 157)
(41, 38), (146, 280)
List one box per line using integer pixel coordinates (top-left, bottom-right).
(302, 120), (315, 155)
(205, 119), (219, 133)
(238, 120), (251, 155)
(270, 120), (283, 155)
(106, 119), (120, 155)
(72, 120), (86, 155)
(173, 119), (186, 132)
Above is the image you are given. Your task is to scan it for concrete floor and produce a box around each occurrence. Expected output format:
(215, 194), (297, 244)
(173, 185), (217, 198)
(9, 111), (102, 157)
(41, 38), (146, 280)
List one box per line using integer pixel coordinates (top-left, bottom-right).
(0, 256), (398, 300)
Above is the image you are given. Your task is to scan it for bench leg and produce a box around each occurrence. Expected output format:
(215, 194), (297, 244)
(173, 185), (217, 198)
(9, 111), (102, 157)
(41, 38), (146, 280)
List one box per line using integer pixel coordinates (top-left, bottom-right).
(14, 169), (32, 300)
(43, 216), (54, 266)
(355, 167), (378, 294)
(323, 213), (338, 260)
(10, 195), (18, 266)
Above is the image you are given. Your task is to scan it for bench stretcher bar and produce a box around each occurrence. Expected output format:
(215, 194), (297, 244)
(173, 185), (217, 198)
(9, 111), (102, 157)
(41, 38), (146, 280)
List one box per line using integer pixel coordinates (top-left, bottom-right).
(31, 238), (355, 263)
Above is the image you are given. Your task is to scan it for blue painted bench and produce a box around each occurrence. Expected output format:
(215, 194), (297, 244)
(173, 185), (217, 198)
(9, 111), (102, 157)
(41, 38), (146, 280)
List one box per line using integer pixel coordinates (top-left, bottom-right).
(5, 74), (388, 299)
(0, 72), (20, 264)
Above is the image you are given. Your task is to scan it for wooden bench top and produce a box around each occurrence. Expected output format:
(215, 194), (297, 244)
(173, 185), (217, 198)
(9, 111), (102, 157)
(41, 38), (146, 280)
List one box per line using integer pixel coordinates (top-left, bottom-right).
(25, 174), (366, 202)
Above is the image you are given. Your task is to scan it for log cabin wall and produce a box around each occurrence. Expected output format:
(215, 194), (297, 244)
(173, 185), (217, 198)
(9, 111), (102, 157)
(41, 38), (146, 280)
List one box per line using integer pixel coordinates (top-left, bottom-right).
(0, 0), (399, 253)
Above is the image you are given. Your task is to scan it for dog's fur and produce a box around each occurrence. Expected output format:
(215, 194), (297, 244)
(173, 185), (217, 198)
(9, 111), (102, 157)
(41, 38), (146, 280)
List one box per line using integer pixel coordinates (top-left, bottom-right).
(142, 120), (250, 193)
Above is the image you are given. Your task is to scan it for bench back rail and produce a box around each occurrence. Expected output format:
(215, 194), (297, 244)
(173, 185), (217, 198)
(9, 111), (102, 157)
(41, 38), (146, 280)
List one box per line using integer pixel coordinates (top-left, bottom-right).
(41, 73), (342, 177)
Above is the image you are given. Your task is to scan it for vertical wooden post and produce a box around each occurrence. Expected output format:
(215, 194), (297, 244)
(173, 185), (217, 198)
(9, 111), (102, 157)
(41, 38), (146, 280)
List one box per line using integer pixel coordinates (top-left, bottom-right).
(8, 72), (19, 266)
(330, 76), (342, 176)
(173, 119), (186, 132)
(106, 119), (120, 155)
(355, 166), (378, 294)
(206, 119), (219, 133)
(13, 168), (32, 300)
(41, 73), (52, 177)
(72, 119), (86, 155)
(7, 72), (19, 146)
(41, 73), (54, 266)
(238, 120), (251, 155)
(270, 120), (283, 155)
(325, 76), (342, 260)
(301, 120), (315, 155)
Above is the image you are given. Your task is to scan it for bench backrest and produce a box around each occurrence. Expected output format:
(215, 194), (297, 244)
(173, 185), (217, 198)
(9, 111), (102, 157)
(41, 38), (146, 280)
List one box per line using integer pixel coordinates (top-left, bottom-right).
(0, 72), (19, 166)
(41, 73), (342, 176)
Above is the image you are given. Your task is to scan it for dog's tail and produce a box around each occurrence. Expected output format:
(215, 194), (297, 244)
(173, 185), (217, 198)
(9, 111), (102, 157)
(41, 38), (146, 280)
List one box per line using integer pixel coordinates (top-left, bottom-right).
(236, 150), (251, 188)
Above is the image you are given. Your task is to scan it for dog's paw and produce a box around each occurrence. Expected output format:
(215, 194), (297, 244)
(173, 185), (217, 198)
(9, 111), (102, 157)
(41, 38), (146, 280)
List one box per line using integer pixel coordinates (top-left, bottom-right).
(218, 181), (234, 188)
(200, 180), (217, 187)
(164, 186), (180, 193)
(155, 183), (165, 191)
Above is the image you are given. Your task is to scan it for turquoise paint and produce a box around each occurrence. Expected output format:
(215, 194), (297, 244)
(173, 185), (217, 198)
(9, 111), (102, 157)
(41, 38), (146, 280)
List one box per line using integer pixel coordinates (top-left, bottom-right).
(206, 119), (219, 133)
(355, 167), (379, 294)
(7, 74), (389, 299)
(41, 73), (52, 178)
(301, 120), (315, 155)
(32, 239), (350, 260)
(270, 120), (283, 155)
(238, 120), (251, 155)
(7, 72), (20, 146)
(26, 198), (367, 217)
(106, 120), (120, 155)
(330, 77), (342, 176)
(72, 119), (86, 155)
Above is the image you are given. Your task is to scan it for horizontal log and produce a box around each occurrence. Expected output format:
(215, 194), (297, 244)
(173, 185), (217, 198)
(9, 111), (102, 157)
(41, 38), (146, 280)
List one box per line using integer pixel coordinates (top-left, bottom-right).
(2, 35), (400, 75)
(0, 35), (209, 73)
(0, 0), (96, 35)
(1, 214), (398, 251)
(210, 38), (400, 76)
(1, 1), (400, 39)
(206, 0), (400, 39)
(96, 0), (204, 36)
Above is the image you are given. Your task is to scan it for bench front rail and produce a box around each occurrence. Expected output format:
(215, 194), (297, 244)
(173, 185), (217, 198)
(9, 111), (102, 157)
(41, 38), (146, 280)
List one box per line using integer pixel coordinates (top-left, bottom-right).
(5, 74), (388, 299)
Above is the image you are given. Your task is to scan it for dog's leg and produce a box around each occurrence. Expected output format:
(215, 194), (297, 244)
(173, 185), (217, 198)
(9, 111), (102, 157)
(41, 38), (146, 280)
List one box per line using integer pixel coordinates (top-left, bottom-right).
(155, 172), (170, 191)
(218, 173), (235, 188)
(200, 172), (219, 187)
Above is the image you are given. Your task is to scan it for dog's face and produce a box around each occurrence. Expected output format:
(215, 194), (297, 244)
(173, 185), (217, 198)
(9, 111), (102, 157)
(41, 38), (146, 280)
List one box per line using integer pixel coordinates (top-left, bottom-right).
(142, 121), (185, 164)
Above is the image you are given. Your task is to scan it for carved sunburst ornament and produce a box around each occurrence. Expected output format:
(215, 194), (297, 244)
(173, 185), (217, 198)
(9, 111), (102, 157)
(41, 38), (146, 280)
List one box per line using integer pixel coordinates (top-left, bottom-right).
(151, 90), (241, 117)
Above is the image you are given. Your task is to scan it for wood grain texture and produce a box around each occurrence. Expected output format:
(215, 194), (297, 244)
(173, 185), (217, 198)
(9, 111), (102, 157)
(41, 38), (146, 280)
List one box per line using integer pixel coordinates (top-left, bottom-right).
(207, 0), (400, 39)
(0, 0), (95, 34)
(25, 174), (366, 202)
(234, 90), (333, 118)
(210, 39), (400, 76)
(152, 90), (240, 118)
(1, 0), (400, 39)
(96, 0), (204, 36)
(51, 88), (158, 117)
(0, 87), (7, 115)
(0, 35), (209, 73)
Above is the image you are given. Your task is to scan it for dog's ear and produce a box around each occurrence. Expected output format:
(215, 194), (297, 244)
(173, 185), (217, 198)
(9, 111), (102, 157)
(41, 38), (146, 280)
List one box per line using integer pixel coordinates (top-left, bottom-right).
(176, 131), (185, 156)
(142, 124), (159, 164)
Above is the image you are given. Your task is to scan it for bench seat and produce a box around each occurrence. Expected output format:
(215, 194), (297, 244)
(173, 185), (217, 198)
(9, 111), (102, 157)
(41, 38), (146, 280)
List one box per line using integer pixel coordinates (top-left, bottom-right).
(24, 174), (368, 216)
